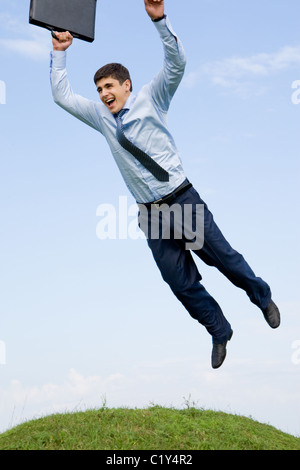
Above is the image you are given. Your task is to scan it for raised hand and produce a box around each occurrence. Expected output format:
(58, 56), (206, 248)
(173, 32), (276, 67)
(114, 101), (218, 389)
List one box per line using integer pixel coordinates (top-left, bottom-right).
(144, 0), (164, 21)
(52, 31), (74, 51)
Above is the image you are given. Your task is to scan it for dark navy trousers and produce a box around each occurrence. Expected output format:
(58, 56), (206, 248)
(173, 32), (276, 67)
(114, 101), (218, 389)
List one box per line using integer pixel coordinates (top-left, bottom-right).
(139, 185), (271, 344)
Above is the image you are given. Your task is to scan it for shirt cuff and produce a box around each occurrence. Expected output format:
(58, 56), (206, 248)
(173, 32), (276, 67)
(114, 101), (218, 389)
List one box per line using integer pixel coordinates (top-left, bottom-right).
(50, 50), (67, 69)
(153, 14), (178, 43)
(152, 14), (166, 23)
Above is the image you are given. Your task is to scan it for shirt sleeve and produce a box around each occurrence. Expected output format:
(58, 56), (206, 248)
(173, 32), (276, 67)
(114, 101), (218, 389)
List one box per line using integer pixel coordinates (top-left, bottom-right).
(150, 15), (187, 112)
(50, 50), (104, 134)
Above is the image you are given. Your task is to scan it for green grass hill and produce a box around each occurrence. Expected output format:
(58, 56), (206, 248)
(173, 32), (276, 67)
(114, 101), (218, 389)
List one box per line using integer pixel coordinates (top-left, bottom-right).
(0, 406), (299, 450)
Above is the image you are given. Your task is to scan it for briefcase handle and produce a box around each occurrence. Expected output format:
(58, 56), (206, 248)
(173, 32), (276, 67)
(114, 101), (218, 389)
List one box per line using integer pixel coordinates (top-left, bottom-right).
(51, 30), (59, 41)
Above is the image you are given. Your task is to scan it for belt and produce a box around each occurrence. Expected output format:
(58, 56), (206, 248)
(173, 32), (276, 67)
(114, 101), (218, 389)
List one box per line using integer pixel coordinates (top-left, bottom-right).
(143, 179), (192, 208)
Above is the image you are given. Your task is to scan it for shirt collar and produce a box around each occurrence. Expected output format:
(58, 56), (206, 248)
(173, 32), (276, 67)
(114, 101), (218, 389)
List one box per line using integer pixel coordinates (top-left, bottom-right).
(123, 93), (136, 110)
(113, 94), (136, 119)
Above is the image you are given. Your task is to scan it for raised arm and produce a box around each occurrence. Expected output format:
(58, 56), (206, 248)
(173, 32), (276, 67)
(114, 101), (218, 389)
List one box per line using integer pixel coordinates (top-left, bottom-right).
(146, 3), (186, 112)
(50, 31), (103, 133)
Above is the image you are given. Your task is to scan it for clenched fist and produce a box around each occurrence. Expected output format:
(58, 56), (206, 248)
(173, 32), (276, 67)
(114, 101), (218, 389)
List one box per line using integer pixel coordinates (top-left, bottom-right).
(144, 0), (165, 21)
(52, 31), (74, 51)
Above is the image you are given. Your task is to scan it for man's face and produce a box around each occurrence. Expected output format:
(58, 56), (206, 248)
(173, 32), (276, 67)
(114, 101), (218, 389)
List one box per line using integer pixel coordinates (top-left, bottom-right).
(96, 76), (131, 114)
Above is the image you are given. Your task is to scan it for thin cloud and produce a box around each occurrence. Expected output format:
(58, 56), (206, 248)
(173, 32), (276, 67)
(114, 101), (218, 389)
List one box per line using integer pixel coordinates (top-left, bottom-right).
(184, 45), (300, 96)
(0, 38), (49, 60)
(0, 13), (50, 60)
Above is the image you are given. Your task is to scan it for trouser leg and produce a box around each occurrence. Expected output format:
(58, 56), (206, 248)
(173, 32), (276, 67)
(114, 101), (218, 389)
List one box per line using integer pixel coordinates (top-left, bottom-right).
(144, 234), (232, 344)
(138, 185), (271, 343)
(171, 279), (232, 344)
(188, 187), (272, 310)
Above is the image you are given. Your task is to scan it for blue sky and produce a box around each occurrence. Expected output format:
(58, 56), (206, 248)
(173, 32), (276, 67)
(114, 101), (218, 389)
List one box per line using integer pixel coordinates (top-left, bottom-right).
(0, 0), (300, 438)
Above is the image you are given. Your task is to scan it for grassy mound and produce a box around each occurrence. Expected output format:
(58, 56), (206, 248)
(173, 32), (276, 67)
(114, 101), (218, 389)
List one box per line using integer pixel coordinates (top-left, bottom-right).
(0, 406), (299, 450)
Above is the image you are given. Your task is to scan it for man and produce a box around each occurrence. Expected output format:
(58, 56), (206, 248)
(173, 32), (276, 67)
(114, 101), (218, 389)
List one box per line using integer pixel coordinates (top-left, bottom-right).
(50, 0), (280, 369)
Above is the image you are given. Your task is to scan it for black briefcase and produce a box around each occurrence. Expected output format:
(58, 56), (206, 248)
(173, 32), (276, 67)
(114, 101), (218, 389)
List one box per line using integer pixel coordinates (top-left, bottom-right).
(29, 0), (97, 43)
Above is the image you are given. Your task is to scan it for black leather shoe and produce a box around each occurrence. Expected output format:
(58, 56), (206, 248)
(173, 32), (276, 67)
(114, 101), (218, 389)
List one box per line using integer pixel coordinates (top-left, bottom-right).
(262, 300), (280, 329)
(211, 330), (233, 369)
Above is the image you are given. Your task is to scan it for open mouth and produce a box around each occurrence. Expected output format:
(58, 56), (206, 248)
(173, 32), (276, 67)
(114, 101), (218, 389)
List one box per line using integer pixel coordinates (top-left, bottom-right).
(105, 98), (116, 109)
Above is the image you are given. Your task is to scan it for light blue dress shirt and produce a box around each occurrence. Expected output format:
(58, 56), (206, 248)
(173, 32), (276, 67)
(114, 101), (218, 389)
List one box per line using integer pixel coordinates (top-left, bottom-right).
(50, 15), (187, 203)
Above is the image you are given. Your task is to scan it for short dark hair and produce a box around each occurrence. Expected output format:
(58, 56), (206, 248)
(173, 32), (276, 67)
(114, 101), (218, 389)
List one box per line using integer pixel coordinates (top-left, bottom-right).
(94, 63), (133, 91)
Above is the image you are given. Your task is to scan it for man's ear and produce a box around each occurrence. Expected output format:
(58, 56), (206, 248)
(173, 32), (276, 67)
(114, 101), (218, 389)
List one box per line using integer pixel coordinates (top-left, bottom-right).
(124, 79), (131, 93)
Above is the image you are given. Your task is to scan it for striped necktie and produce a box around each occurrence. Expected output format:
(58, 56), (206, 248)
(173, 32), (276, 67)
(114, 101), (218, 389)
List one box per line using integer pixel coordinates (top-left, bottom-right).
(115, 109), (169, 182)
